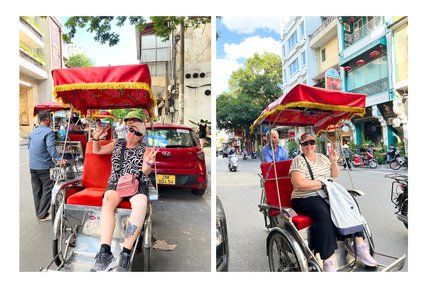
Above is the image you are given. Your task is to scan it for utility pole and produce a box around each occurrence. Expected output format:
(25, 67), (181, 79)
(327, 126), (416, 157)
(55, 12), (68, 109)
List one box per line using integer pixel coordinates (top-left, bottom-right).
(178, 21), (185, 124)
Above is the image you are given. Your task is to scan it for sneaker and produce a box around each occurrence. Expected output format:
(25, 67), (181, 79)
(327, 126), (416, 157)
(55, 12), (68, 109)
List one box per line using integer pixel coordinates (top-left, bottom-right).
(91, 251), (116, 272)
(323, 258), (337, 272)
(347, 242), (378, 267)
(39, 214), (52, 222)
(115, 251), (131, 272)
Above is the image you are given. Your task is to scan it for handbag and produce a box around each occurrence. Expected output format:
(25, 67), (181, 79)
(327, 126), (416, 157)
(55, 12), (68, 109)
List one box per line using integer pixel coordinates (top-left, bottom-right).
(117, 174), (139, 197)
(116, 141), (139, 197)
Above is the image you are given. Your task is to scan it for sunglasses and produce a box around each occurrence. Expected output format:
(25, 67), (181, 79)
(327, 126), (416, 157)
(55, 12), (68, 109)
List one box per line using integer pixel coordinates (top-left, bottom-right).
(128, 127), (143, 137)
(301, 140), (316, 147)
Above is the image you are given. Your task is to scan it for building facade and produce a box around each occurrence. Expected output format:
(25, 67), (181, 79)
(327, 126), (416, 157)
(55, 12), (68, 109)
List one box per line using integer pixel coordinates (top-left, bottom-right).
(136, 21), (211, 126)
(279, 16), (408, 151)
(19, 16), (63, 137)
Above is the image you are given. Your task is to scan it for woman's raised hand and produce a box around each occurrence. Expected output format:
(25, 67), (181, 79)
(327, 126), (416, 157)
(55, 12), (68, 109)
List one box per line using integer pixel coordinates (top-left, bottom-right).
(328, 146), (338, 163)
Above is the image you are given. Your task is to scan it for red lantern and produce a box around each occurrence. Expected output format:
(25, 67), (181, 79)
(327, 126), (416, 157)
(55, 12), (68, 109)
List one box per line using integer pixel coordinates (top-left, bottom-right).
(344, 66), (352, 72)
(356, 59), (365, 66)
(370, 50), (381, 58)
(347, 17), (355, 23)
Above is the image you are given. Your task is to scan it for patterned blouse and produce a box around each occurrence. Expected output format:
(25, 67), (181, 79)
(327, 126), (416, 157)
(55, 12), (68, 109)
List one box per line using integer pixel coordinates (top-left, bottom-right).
(289, 153), (331, 199)
(108, 139), (148, 186)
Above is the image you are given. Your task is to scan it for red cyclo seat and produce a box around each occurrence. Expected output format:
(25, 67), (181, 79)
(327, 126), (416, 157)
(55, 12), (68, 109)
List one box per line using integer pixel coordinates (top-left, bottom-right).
(66, 140), (131, 209)
(68, 132), (88, 155)
(260, 159), (313, 230)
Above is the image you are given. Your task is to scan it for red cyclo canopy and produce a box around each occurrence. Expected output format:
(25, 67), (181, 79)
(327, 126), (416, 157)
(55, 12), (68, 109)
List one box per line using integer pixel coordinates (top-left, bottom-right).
(251, 83), (366, 132)
(33, 101), (69, 116)
(52, 64), (156, 117)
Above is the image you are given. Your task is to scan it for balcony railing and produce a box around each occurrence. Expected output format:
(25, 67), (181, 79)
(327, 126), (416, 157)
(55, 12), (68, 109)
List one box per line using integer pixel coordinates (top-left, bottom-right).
(20, 16), (43, 40)
(309, 16), (336, 40)
(350, 78), (388, 96)
(345, 17), (384, 47)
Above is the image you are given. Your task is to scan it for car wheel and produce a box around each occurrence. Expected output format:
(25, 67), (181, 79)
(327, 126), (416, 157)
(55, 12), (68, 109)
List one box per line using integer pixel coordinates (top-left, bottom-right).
(192, 189), (206, 196)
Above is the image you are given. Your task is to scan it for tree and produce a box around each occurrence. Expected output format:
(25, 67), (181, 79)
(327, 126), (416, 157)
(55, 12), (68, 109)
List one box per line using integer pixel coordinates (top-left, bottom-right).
(66, 53), (94, 67)
(63, 16), (210, 46)
(62, 16), (211, 124)
(216, 52), (282, 133)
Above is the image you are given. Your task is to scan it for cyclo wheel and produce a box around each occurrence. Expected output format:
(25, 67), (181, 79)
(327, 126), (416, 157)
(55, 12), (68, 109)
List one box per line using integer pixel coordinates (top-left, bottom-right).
(268, 231), (302, 272)
(52, 211), (75, 267)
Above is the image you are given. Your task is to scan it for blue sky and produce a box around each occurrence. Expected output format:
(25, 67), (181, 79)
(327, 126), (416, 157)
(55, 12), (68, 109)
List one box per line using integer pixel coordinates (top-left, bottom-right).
(61, 17), (139, 66)
(215, 16), (281, 96)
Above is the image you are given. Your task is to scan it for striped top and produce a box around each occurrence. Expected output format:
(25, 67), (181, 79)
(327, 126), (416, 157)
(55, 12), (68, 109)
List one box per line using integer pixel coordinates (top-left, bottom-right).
(289, 153), (331, 199)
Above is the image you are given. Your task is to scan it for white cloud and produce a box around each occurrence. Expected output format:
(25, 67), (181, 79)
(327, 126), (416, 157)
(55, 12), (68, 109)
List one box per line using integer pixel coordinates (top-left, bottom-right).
(224, 36), (281, 60)
(222, 16), (281, 34)
(215, 36), (281, 96)
(214, 58), (241, 96)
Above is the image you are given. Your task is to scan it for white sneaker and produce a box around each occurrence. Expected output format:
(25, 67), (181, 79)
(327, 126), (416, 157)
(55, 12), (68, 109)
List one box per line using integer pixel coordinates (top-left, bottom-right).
(39, 214), (52, 222)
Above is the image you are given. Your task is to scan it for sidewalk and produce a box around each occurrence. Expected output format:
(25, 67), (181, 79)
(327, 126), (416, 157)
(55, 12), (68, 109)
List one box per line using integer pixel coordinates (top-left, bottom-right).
(20, 137), (29, 146)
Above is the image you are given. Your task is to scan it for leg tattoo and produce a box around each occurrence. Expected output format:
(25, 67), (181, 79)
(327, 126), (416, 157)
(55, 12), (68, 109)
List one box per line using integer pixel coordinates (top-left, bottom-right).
(126, 220), (138, 240)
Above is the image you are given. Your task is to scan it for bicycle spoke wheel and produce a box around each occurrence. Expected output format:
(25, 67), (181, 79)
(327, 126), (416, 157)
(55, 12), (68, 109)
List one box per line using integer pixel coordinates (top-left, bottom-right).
(268, 232), (301, 272)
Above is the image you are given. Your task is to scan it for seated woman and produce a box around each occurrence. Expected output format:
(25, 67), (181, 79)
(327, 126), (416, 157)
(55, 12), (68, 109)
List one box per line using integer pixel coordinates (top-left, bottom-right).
(90, 122), (158, 272)
(289, 133), (378, 272)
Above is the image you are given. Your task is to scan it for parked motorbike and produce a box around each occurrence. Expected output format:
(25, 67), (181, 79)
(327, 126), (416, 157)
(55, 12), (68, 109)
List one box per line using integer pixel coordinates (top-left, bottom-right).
(228, 154), (239, 172)
(389, 152), (408, 170)
(385, 174), (408, 228)
(352, 151), (378, 169)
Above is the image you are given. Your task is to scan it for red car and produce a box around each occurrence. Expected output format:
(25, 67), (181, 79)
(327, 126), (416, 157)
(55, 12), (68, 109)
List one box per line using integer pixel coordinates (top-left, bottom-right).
(145, 123), (207, 196)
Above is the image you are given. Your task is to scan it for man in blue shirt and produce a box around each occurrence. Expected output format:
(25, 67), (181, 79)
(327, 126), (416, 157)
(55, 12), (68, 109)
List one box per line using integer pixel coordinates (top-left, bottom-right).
(29, 110), (66, 221)
(262, 129), (288, 162)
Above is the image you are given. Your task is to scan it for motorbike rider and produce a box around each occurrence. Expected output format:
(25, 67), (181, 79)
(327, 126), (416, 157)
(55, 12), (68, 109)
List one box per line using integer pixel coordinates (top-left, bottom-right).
(242, 147), (248, 158)
(262, 129), (288, 162)
(386, 144), (397, 162)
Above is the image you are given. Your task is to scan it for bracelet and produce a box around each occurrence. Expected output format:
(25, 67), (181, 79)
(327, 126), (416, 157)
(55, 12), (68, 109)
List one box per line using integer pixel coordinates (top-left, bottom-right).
(145, 161), (153, 167)
(93, 138), (99, 141)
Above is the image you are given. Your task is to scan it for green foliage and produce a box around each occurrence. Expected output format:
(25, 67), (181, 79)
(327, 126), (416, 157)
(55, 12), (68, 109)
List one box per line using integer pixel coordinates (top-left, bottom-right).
(63, 16), (211, 46)
(67, 53), (94, 67)
(216, 52), (282, 132)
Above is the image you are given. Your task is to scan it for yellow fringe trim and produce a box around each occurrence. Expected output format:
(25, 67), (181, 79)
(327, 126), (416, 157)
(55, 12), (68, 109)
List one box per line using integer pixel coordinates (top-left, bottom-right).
(53, 82), (157, 111)
(250, 101), (365, 133)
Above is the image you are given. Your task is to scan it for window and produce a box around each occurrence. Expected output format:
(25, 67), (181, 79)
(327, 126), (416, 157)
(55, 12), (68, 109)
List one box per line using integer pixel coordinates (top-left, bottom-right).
(282, 44), (286, 58)
(146, 128), (195, 148)
(289, 58), (299, 76)
(301, 51), (306, 67)
(140, 34), (171, 76)
(288, 32), (298, 51)
(321, 48), (326, 62)
(299, 21), (305, 38)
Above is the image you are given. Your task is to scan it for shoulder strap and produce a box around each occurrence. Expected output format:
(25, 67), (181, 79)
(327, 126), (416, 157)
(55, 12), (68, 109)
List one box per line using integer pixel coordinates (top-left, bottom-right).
(301, 153), (314, 180)
(118, 140), (127, 172)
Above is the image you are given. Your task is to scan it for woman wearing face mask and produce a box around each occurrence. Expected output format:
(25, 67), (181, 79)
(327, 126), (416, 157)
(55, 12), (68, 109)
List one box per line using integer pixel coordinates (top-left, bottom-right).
(289, 133), (377, 272)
